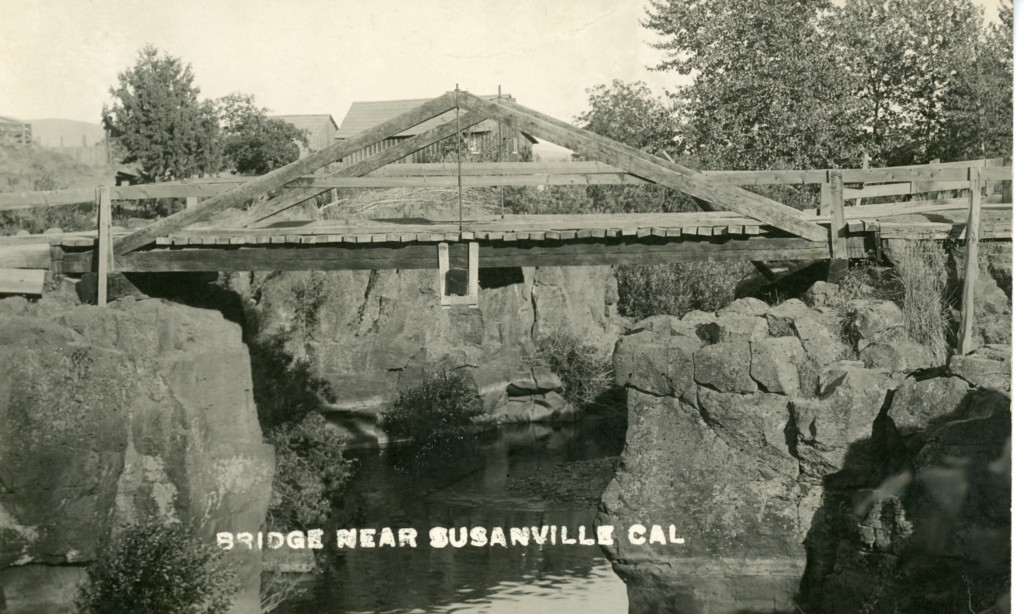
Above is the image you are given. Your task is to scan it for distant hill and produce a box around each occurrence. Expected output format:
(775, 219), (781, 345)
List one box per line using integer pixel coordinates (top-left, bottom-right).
(28, 118), (105, 147)
(0, 145), (110, 192)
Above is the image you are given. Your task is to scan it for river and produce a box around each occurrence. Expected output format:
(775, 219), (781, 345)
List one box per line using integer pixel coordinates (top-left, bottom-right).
(276, 413), (629, 613)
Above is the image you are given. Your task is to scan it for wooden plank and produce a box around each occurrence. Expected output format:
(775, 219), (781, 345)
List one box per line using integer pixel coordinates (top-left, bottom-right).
(0, 244), (51, 268)
(288, 173), (650, 188)
(827, 171), (848, 282)
(241, 109), (487, 227)
(701, 170), (828, 185)
(114, 91), (459, 255)
(369, 161), (627, 176)
(96, 186), (112, 306)
(0, 268), (46, 294)
(979, 166), (1012, 182)
(841, 167), (968, 182)
(61, 236), (855, 273)
(186, 196), (199, 209)
(957, 168), (983, 354)
(459, 93), (829, 242)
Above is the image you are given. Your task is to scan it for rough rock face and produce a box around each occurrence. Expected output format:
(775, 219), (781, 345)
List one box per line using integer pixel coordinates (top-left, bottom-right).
(232, 266), (624, 424)
(600, 294), (1010, 613)
(0, 297), (274, 614)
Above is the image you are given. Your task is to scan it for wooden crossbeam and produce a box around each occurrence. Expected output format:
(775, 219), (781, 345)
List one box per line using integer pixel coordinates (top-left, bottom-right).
(459, 93), (828, 242)
(287, 173), (650, 189)
(113, 92), (458, 255)
(367, 161), (628, 176)
(242, 110), (487, 226)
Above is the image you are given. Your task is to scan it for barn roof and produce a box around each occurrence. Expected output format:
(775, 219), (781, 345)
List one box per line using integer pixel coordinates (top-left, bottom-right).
(335, 95), (538, 143)
(268, 114), (338, 134)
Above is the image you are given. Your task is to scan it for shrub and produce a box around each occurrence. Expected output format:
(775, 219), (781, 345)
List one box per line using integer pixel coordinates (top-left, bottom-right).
(75, 521), (237, 614)
(265, 412), (355, 531)
(616, 261), (752, 319)
(538, 332), (612, 409)
(382, 370), (482, 441)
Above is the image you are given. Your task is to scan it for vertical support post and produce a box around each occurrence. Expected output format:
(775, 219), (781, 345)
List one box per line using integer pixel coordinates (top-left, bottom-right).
(437, 242), (450, 305)
(827, 171), (848, 282)
(467, 242), (479, 304)
(956, 167), (983, 355)
(817, 181), (831, 218)
(96, 186), (112, 306)
(185, 196), (198, 209)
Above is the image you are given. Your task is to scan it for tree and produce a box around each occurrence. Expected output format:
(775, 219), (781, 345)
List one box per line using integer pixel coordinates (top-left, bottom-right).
(102, 45), (221, 182)
(575, 80), (680, 154)
(826, 0), (986, 165)
(974, 0), (1013, 158)
(644, 0), (867, 172)
(217, 93), (309, 175)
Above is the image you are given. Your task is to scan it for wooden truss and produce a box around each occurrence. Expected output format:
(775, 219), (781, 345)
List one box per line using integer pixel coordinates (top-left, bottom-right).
(112, 89), (829, 258)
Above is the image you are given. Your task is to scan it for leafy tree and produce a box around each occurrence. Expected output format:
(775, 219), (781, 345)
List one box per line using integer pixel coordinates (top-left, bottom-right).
(102, 45), (221, 182)
(217, 93), (309, 175)
(975, 1), (1013, 159)
(644, 0), (866, 172)
(575, 80), (680, 154)
(573, 80), (696, 213)
(826, 0), (986, 164)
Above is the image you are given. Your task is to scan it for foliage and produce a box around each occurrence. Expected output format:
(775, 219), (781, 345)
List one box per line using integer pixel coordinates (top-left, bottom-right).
(247, 333), (336, 429)
(383, 370), (482, 440)
(265, 412), (355, 531)
(217, 93), (309, 175)
(645, 0), (866, 172)
(575, 80), (679, 154)
(102, 45), (221, 182)
(616, 261), (752, 319)
(826, 0), (987, 165)
(537, 333), (612, 410)
(75, 521), (237, 614)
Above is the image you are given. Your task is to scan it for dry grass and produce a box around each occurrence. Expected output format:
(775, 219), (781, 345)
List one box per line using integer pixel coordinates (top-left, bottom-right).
(538, 332), (613, 410)
(888, 240), (954, 358)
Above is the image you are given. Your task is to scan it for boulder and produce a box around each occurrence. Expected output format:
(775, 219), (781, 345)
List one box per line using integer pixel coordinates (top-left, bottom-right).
(693, 341), (757, 394)
(848, 299), (903, 347)
(859, 340), (942, 372)
(887, 377), (971, 434)
(802, 281), (840, 308)
(613, 331), (700, 398)
(0, 299), (274, 614)
(791, 365), (897, 478)
(949, 345), (1011, 392)
(717, 296), (770, 317)
(750, 336), (807, 396)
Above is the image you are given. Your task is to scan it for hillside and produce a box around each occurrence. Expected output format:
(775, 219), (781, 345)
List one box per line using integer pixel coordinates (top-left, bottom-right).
(28, 118), (105, 147)
(0, 144), (111, 192)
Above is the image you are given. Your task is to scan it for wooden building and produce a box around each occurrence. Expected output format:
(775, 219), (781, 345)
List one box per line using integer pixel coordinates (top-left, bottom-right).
(268, 114), (339, 157)
(0, 116), (31, 146)
(334, 95), (537, 164)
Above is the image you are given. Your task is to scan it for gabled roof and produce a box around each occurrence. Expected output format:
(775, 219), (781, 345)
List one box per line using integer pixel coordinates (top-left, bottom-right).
(269, 114), (338, 134)
(336, 95), (537, 143)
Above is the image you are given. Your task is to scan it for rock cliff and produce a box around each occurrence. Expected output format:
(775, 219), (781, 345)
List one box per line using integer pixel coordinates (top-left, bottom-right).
(599, 290), (1010, 613)
(232, 266), (624, 427)
(0, 297), (274, 613)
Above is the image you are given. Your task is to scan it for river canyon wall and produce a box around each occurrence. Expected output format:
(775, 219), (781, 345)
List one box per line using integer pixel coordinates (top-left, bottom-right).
(599, 282), (1011, 613)
(0, 296), (274, 613)
(231, 266), (625, 429)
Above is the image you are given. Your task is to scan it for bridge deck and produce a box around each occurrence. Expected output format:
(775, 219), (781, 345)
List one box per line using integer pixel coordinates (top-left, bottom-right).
(4, 211), (1001, 274)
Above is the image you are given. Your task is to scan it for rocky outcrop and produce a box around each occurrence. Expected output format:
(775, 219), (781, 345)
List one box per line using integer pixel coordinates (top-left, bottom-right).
(232, 266), (624, 425)
(600, 295), (1010, 613)
(0, 297), (274, 614)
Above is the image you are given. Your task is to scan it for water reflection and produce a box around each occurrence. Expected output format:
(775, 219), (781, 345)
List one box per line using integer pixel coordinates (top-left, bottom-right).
(276, 417), (628, 613)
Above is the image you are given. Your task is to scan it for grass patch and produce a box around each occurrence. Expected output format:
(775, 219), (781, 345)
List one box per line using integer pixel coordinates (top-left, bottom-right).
(889, 241), (955, 358)
(616, 261), (753, 319)
(75, 521), (237, 614)
(538, 332), (613, 410)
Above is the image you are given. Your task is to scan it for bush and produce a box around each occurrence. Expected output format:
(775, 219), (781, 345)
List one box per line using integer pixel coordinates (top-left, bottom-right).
(616, 261), (753, 319)
(382, 370), (482, 441)
(266, 412), (355, 531)
(538, 333), (612, 409)
(76, 521), (237, 614)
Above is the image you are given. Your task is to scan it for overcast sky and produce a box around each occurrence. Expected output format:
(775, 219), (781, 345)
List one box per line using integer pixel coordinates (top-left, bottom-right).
(0, 0), (1005, 128)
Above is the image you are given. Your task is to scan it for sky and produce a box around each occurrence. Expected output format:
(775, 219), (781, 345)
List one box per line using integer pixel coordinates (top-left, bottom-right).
(0, 0), (1005, 129)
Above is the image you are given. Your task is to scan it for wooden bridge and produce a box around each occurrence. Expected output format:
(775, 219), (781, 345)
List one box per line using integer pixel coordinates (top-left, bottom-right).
(0, 90), (1011, 346)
